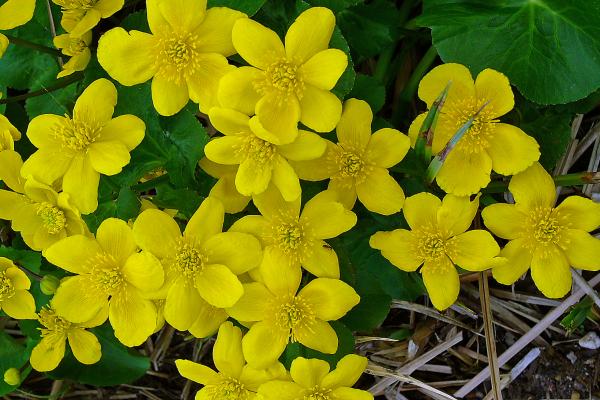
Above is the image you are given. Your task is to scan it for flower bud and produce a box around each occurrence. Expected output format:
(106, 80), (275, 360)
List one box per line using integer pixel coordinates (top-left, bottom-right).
(40, 275), (60, 295)
(3, 368), (20, 386)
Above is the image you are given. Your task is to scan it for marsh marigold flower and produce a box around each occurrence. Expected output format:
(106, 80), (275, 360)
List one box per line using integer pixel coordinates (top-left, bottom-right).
(227, 257), (359, 368)
(176, 321), (287, 400)
(45, 218), (164, 346)
(0, 105), (20, 151)
(21, 79), (145, 214)
(132, 197), (262, 332)
(408, 63), (540, 196)
(370, 193), (501, 310)
(205, 107), (327, 201)
(54, 31), (92, 78)
(0, 0), (35, 57)
(231, 187), (356, 279)
(259, 355), (373, 400)
(482, 163), (600, 298)
(0, 151), (87, 252)
(293, 99), (409, 215)
(199, 158), (251, 214)
(30, 306), (104, 372)
(0, 257), (36, 320)
(53, 0), (123, 37)
(97, 0), (246, 116)
(218, 7), (348, 144)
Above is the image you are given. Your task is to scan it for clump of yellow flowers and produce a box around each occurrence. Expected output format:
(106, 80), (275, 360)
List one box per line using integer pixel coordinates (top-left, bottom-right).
(0, 1), (599, 398)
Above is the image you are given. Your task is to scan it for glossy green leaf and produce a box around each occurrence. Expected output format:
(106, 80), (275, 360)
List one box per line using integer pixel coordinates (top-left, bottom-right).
(208, 0), (266, 15)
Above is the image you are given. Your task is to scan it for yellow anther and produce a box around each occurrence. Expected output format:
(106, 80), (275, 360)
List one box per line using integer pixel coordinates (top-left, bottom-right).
(0, 271), (15, 302)
(36, 202), (67, 235)
(272, 295), (315, 342)
(54, 116), (100, 151)
(38, 307), (72, 337)
(174, 241), (207, 277)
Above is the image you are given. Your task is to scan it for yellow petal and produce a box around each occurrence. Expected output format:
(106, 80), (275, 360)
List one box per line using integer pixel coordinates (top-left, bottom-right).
(0, 33), (7, 57)
(96, 218), (136, 263)
(0, 0), (35, 30)
(331, 387), (374, 400)
(175, 359), (220, 385)
(487, 123), (539, 176)
(285, 7), (335, 63)
(208, 175), (251, 214)
(67, 329), (101, 364)
(508, 162), (556, 209)
(188, 300), (228, 338)
(295, 318), (337, 354)
(436, 194), (479, 238)
(26, 115), (64, 150)
(258, 381), (304, 400)
(355, 167), (405, 215)
(299, 49), (347, 91)
(299, 278), (359, 320)
(44, 235), (101, 274)
(252, 180), (301, 220)
(226, 282), (272, 322)
(254, 94), (300, 145)
(164, 279), (203, 331)
(151, 75), (189, 116)
(366, 128), (410, 168)
(185, 196), (225, 245)
(301, 193), (356, 239)
(278, 130), (327, 161)
(481, 203), (526, 240)
(421, 257), (459, 311)
(146, 0), (168, 33)
(157, 0), (206, 32)
(260, 247), (302, 297)
(328, 178), (357, 210)
(555, 196), (600, 232)
(97, 28), (158, 86)
(321, 354), (368, 389)
(110, 289), (157, 346)
(0, 150), (25, 192)
(97, 115), (145, 151)
(213, 321), (244, 378)
(196, 264), (243, 308)
(228, 215), (270, 239)
(217, 67), (263, 116)
(436, 148), (492, 196)
(74, 79), (117, 124)
(205, 136), (244, 165)
(242, 321), (288, 368)
(194, 7), (246, 56)
(474, 68), (514, 119)
(299, 85), (342, 133)
(30, 336), (65, 372)
(0, 191), (26, 223)
(202, 231), (262, 275)
(402, 192), (441, 230)
(531, 245), (571, 298)
(235, 158), (272, 196)
(407, 112), (427, 148)
(6, 267), (30, 290)
(492, 238), (533, 285)
(563, 229), (600, 271)
(133, 209), (181, 258)
(122, 251), (164, 292)
(290, 357), (330, 388)
(418, 63), (475, 109)
(52, 277), (107, 323)
(271, 156), (301, 201)
(369, 229), (422, 272)
(1, 290), (36, 319)
(20, 150), (72, 187)
(335, 98), (372, 150)
(187, 53), (233, 112)
(63, 155), (100, 214)
(233, 18), (285, 69)
(301, 240), (340, 278)
(95, 0), (124, 17)
(208, 107), (250, 136)
(447, 230), (500, 271)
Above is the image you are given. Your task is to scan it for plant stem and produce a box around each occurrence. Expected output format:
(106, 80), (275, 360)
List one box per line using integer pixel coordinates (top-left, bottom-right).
(0, 71), (83, 104)
(483, 171), (600, 194)
(4, 34), (61, 56)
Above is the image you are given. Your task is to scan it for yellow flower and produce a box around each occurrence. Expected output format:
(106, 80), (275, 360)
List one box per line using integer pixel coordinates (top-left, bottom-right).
(199, 158), (251, 214)
(52, 0), (124, 37)
(218, 7), (348, 144)
(30, 306), (104, 372)
(0, 257), (36, 319)
(0, 107), (21, 151)
(44, 218), (164, 346)
(176, 321), (287, 400)
(132, 197), (262, 331)
(370, 192), (501, 310)
(259, 355), (373, 400)
(97, 0), (246, 116)
(231, 187), (356, 279)
(54, 31), (92, 78)
(0, 151), (87, 252)
(293, 99), (409, 215)
(21, 79), (146, 214)
(408, 63), (540, 196)
(227, 257), (360, 368)
(205, 107), (327, 201)
(0, 0), (36, 57)
(482, 163), (600, 298)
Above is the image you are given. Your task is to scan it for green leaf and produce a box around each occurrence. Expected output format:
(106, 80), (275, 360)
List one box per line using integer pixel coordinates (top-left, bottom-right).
(208, 0), (267, 16)
(0, 332), (31, 395)
(330, 27), (356, 99)
(116, 188), (141, 221)
(153, 183), (203, 219)
(349, 73), (386, 112)
(0, 246), (42, 274)
(49, 324), (150, 387)
(419, 0), (600, 105)
(307, 0), (363, 12)
(303, 321), (355, 368)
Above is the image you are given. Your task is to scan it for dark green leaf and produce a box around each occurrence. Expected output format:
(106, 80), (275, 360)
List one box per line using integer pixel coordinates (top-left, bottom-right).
(208, 0), (267, 16)
(307, 0), (363, 12)
(419, 0), (600, 104)
(153, 184), (203, 219)
(116, 188), (141, 221)
(349, 73), (386, 112)
(0, 332), (32, 395)
(0, 246), (41, 274)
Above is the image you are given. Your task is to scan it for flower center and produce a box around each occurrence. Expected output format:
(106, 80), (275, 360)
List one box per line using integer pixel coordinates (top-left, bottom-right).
(174, 241), (207, 278)
(273, 295), (315, 342)
(236, 135), (277, 166)
(54, 0), (98, 10)
(38, 307), (72, 337)
(0, 271), (15, 302)
(54, 116), (101, 151)
(527, 207), (564, 248)
(337, 151), (364, 178)
(36, 203), (67, 235)
(257, 59), (304, 98)
(414, 228), (447, 261)
(207, 377), (249, 400)
(64, 37), (87, 56)
(88, 253), (124, 295)
(274, 222), (304, 252)
(156, 33), (200, 84)
(303, 387), (332, 400)
(443, 97), (496, 154)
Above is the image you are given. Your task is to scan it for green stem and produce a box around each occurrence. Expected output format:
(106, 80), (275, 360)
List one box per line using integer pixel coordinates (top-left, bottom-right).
(132, 174), (170, 192)
(373, 46), (395, 83)
(483, 172), (600, 194)
(0, 72), (83, 104)
(4, 34), (61, 56)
